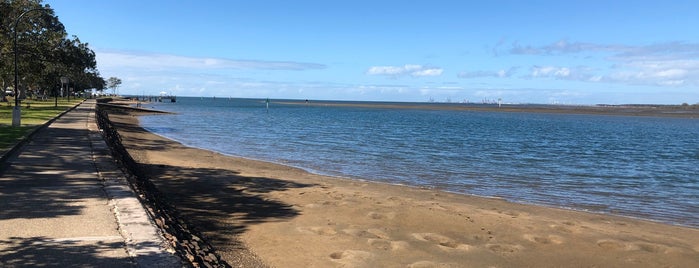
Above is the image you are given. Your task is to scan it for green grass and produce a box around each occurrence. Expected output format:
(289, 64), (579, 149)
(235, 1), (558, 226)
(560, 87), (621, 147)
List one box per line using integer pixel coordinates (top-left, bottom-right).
(0, 97), (84, 152)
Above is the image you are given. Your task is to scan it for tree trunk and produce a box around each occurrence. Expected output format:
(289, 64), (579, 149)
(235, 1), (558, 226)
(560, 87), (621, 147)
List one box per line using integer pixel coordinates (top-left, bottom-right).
(1, 78), (6, 102)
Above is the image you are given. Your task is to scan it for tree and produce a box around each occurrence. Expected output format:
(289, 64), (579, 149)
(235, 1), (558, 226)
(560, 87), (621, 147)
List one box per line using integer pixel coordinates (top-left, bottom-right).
(1, 0), (63, 99)
(85, 71), (105, 95)
(49, 36), (101, 97)
(0, 0), (104, 101)
(106, 76), (121, 95)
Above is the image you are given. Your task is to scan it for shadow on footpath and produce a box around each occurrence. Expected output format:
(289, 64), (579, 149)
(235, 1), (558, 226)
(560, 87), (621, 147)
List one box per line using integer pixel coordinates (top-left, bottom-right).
(0, 123), (97, 220)
(0, 186), (94, 220)
(0, 236), (134, 268)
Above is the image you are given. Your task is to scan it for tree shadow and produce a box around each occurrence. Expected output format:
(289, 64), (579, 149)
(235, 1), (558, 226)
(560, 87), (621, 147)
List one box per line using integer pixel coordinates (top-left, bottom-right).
(141, 162), (315, 250)
(0, 186), (95, 220)
(104, 105), (318, 264)
(0, 122), (100, 220)
(0, 236), (135, 268)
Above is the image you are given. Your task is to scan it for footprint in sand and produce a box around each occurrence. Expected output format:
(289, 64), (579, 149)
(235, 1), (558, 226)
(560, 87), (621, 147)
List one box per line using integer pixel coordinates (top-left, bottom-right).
(367, 238), (391, 250)
(407, 260), (456, 268)
(562, 221), (577, 226)
(343, 228), (390, 239)
(367, 239), (410, 251)
(549, 221), (583, 233)
(304, 203), (321, 209)
(329, 250), (373, 267)
(305, 200), (340, 209)
(367, 211), (396, 220)
(635, 242), (668, 253)
(297, 226), (337, 236)
(329, 192), (346, 201)
(597, 239), (633, 251)
(412, 233), (472, 251)
(523, 234), (564, 245)
(416, 201), (449, 211)
(549, 224), (575, 234)
(379, 196), (405, 206)
(598, 240), (678, 254)
(486, 243), (523, 254)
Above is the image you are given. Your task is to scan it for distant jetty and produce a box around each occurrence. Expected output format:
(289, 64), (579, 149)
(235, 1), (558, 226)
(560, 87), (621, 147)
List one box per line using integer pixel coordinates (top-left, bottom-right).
(158, 95), (176, 102)
(124, 93), (176, 103)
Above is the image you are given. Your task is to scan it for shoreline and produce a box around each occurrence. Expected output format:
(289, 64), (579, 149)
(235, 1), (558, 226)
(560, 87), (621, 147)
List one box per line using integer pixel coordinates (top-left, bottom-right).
(107, 105), (699, 267)
(142, 123), (698, 229)
(130, 127), (699, 229)
(274, 99), (699, 118)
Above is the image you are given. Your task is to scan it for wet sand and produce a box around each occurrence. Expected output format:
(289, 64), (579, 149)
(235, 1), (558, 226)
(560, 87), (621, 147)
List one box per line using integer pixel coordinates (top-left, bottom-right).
(107, 107), (699, 267)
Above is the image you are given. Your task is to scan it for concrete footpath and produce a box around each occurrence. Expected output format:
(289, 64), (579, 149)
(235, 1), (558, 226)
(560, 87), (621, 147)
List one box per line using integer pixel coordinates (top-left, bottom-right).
(0, 100), (180, 267)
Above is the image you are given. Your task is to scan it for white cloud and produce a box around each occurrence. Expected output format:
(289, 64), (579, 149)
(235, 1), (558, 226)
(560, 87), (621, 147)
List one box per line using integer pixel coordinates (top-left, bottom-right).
(474, 89), (523, 97)
(458, 66), (519, 78)
(412, 68), (443, 76)
(530, 66), (571, 78)
(366, 64), (443, 77)
(367, 66), (406, 75)
(654, 69), (688, 78)
(604, 58), (699, 86)
(658, 80), (685, 86)
(503, 40), (699, 87)
(508, 39), (625, 55)
(97, 50), (326, 70)
(589, 75), (603, 82)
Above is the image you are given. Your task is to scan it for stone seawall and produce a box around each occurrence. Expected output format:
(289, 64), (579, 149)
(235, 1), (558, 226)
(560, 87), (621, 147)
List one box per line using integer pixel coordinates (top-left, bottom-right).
(95, 104), (231, 268)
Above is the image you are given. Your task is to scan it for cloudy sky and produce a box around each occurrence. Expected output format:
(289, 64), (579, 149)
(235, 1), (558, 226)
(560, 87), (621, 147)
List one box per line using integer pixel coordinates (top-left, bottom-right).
(46, 0), (699, 104)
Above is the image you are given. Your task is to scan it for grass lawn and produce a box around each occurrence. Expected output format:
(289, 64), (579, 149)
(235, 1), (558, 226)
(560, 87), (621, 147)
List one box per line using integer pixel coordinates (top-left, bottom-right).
(0, 97), (84, 153)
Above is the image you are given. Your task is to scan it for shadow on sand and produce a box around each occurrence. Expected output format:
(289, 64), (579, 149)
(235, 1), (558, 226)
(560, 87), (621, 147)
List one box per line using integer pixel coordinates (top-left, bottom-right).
(100, 104), (317, 266)
(142, 163), (315, 258)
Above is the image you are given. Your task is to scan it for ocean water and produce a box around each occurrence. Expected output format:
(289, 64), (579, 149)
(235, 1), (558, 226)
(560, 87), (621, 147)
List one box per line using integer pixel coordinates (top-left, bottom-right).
(139, 97), (699, 227)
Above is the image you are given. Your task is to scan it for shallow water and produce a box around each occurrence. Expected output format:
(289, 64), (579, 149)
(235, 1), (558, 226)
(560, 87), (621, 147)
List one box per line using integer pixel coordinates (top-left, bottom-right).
(139, 97), (699, 227)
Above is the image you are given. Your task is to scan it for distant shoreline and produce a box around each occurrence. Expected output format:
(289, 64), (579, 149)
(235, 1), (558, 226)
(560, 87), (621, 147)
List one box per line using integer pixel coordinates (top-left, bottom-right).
(275, 99), (699, 118)
(123, 95), (699, 118)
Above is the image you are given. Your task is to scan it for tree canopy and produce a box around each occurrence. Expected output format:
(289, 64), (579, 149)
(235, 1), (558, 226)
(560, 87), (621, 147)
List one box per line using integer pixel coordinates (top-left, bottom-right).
(0, 0), (105, 100)
(106, 76), (121, 95)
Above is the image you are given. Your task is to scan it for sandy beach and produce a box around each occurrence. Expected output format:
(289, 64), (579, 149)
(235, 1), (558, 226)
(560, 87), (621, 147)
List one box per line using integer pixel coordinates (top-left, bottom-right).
(106, 106), (699, 267)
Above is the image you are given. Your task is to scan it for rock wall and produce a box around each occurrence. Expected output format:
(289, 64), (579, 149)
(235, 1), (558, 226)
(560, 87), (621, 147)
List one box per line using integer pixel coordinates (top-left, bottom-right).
(96, 105), (231, 268)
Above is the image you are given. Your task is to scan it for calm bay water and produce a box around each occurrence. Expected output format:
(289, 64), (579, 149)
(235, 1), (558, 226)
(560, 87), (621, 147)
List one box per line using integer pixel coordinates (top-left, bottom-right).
(139, 97), (699, 227)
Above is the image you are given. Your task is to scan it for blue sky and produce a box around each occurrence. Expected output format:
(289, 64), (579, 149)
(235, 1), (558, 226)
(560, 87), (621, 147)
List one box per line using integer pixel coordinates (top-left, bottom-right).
(45, 0), (699, 104)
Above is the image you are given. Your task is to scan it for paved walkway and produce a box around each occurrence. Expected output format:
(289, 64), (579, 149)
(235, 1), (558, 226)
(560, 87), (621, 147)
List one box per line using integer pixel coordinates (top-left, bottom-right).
(0, 100), (179, 267)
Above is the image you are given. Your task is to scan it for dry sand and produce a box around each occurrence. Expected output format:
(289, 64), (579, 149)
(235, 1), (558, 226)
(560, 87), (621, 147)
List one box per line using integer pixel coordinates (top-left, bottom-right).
(107, 108), (699, 268)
